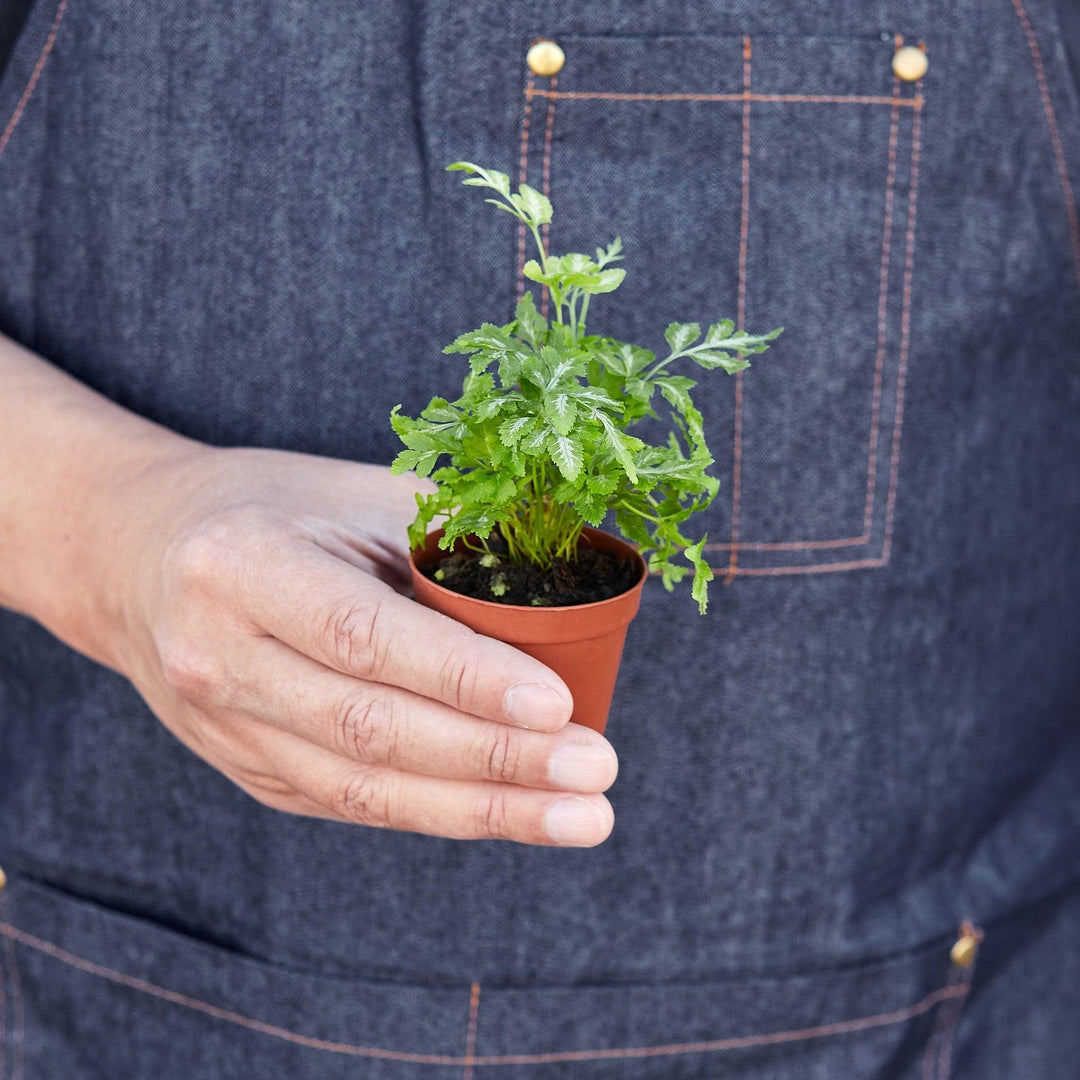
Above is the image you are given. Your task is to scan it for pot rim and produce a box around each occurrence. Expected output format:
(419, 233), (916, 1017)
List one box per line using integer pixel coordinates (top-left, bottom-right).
(408, 525), (648, 614)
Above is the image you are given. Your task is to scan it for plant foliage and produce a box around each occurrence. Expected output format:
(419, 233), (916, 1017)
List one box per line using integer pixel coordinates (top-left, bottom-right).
(390, 162), (782, 613)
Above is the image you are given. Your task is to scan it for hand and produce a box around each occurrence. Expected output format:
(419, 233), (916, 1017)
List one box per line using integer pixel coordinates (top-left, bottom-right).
(92, 444), (618, 846)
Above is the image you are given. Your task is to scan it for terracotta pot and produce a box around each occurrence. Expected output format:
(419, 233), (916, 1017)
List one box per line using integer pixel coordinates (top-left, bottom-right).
(408, 526), (647, 734)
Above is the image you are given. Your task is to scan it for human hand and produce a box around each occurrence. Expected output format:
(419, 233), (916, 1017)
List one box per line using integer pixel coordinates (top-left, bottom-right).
(90, 445), (617, 846)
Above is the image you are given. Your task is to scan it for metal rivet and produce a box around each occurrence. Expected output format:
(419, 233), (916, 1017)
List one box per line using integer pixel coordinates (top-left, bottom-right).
(527, 40), (565, 77)
(892, 44), (928, 82)
(950, 926), (981, 968)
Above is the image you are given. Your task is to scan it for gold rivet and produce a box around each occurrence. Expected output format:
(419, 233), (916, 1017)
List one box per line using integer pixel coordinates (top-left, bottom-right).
(0, 866), (7, 892)
(527, 40), (565, 77)
(892, 45), (928, 82)
(950, 929), (980, 968)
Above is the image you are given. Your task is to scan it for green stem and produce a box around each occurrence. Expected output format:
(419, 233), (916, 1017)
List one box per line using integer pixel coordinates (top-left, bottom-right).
(616, 499), (663, 525)
(641, 353), (679, 381)
(528, 223), (547, 273)
(526, 220), (564, 326)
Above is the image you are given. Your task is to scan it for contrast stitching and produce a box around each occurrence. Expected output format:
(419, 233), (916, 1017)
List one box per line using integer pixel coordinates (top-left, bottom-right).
(725, 35), (752, 584)
(880, 90), (924, 564)
(461, 982), (480, 1080)
(730, 556), (886, 576)
(702, 64), (918, 565)
(525, 88), (922, 108)
(0, 920), (967, 1066)
(0, 0), (70, 162)
(931, 965), (974, 1079)
(520, 42), (924, 571)
(0, 902), (20, 1080)
(0, 918), (461, 1065)
(708, 79), (924, 574)
(1010, 0), (1080, 309)
(515, 73), (536, 302)
(706, 535), (868, 552)
(864, 78), (903, 536)
(479, 985), (965, 1065)
(539, 75), (558, 319)
(921, 930), (979, 1080)
(921, 964), (963, 1080)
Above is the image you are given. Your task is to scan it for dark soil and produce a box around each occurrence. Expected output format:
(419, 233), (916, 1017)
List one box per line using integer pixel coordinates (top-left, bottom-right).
(421, 527), (640, 606)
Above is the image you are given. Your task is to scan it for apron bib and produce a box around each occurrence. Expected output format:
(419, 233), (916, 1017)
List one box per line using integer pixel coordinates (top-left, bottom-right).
(1, 1), (1078, 1075)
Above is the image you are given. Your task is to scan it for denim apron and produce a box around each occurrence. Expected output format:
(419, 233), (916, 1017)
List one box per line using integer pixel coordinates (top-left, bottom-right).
(1, 1), (1078, 1077)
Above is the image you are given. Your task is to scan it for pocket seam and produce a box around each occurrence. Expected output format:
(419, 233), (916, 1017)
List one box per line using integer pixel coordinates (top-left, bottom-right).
(0, 914), (971, 1068)
(514, 32), (928, 578)
(0, 876), (977, 1070)
(0, 0), (69, 165)
(1009, 0), (1080, 310)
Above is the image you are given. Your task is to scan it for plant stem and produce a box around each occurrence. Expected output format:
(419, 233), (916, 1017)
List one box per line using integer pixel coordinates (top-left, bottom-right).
(642, 354), (678, 380)
(616, 499), (663, 525)
(528, 223), (547, 272)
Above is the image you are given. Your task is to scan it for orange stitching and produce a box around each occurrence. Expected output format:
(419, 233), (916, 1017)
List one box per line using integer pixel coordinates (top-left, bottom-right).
(0, 0), (70, 162)
(921, 964), (964, 1080)
(933, 924), (984, 1075)
(0, 901), (21, 1080)
(0, 918), (968, 1066)
(515, 74), (536, 303)
(725, 556), (887, 576)
(932, 942), (979, 1078)
(525, 87), (922, 107)
(880, 92), (923, 564)
(480, 984), (966, 1065)
(725, 376), (743, 578)
(540, 75), (558, 319)
(705, 77), (926, 572)
(522, 40), (924, 573)
(705, 535), (868, 552)
(1010, 0), (1080, 311)
(864, 80), (902, 536)
(461, 982), (480, 1079)
(933, 1001), (966, 1079)
(518, 40), (925, 570)
(921, 926), (980, 1080)
(0, 919), (460, 1064)
(725, 35), (752, 584)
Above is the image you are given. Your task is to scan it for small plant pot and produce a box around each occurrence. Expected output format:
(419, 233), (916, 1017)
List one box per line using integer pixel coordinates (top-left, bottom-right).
(408, 526), (647, 734)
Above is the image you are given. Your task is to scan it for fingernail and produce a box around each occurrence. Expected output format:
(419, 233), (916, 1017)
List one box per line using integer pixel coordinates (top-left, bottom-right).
(504, 683), (571, 729)
(549, 742), (617, 791)
(544, 797), (610, 846)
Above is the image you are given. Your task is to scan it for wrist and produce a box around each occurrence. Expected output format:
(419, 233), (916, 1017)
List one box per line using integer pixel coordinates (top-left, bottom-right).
(61, 433), (214, 672)
(0, 332), (213, 669)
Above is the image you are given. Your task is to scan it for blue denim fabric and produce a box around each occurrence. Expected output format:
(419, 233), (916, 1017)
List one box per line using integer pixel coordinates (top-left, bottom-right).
(0, 1), (1078, 1077)
(0, 1), (36, 80)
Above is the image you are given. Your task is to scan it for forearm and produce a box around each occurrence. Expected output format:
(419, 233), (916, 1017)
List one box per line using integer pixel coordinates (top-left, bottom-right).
(0, 330), (199, 664)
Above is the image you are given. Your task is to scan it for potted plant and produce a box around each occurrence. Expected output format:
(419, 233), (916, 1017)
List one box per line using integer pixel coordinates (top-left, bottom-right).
(390, 162), (782, 733)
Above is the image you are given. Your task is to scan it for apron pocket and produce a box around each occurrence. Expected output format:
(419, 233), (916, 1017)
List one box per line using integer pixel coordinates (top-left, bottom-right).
(506, 31), (928, 579)
(1, 871), (975, 1079)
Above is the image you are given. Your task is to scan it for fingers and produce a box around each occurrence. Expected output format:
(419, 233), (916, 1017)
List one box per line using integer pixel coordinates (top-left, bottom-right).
(246, 541), (574, 732)
(242, 720), (615, 846)
(213, 763), (335, 821)
(221, 636), (618, 793)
